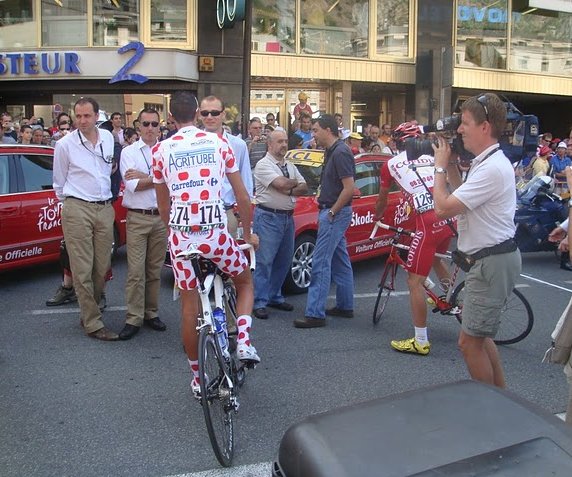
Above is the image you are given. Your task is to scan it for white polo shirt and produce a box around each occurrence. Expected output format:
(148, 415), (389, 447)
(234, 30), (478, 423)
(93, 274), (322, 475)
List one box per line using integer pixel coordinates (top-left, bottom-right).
(453, 144), (517, 254)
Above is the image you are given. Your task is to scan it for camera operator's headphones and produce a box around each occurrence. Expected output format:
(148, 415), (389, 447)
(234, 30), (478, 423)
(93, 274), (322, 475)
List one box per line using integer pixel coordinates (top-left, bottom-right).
(392, 121), (422, 149)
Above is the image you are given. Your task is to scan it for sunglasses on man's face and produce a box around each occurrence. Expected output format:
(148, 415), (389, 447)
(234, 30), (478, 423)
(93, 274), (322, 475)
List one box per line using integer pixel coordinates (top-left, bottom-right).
(141, 121), (159, 127)
(59, 120), (71, 125)
(200, 110), (223, 117)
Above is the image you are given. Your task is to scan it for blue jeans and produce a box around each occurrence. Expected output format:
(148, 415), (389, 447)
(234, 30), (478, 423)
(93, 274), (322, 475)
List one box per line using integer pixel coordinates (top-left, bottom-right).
(305, 206), (354, 319)
(253, 207), (295, 309)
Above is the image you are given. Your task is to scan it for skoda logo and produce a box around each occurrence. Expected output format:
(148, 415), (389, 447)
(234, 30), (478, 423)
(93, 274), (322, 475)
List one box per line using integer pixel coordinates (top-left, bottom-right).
(217, 0), (246, 29)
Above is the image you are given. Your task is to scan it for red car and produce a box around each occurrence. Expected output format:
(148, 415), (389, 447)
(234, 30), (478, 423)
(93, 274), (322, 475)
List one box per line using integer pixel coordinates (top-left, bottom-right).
(0, 144), (127, 272)
(283, 149), (414, 293)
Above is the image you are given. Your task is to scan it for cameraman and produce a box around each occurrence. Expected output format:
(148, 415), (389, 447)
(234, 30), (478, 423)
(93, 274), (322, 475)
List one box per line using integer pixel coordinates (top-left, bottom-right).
(432, 93), (521, 388)
(375, 122), (455, 356)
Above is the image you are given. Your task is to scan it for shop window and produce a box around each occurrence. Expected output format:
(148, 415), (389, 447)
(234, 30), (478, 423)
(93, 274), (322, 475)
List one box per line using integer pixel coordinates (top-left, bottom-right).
(150, 0), (187, 43)
(510, 8), (572, 75)
(93, 0), (139, 47)
(41, 0), (88, 47)
(376, 0), (410, 57)
(0, 0), (36, 48)
(301, 0), (368, 57)
(456, 0), (507, 70)
(252, 0), (295, 53)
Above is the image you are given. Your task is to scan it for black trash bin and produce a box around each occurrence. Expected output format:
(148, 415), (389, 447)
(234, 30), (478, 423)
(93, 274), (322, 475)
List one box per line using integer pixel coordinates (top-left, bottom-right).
(272, 380), (572, 477)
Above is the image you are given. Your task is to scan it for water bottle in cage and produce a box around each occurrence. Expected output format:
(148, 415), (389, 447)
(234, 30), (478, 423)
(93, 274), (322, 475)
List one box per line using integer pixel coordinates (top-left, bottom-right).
(212, 307), (229, 358)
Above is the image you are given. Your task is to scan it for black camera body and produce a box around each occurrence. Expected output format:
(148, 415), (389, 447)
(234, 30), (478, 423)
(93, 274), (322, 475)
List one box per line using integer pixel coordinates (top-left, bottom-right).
(404, 101), (539, 164)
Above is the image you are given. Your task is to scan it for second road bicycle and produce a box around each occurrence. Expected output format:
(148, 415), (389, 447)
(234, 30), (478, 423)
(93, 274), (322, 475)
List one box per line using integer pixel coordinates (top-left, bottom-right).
(369, 221), (534, 345)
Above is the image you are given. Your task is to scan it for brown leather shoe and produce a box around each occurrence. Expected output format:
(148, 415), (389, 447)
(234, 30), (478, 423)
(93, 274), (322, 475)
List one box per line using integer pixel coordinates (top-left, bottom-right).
(88, 327), (119, 341)
(293, 317), (326, 328)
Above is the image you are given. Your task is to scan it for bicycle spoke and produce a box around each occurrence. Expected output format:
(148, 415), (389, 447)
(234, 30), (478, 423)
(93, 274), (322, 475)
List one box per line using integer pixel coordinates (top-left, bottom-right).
(451, 283), (534, 345)
(373, 263), (396, 324)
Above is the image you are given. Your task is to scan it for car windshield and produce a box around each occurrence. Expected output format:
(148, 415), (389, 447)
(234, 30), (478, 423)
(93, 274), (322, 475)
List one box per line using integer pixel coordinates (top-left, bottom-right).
(295, 163), (322, 195)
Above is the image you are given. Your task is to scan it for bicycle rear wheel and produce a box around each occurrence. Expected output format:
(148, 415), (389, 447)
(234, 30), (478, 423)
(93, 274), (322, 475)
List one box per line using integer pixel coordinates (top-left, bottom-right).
(373, 262), (396, 325)
(198, 327), (234, 467)
(451, 283), (534, 345)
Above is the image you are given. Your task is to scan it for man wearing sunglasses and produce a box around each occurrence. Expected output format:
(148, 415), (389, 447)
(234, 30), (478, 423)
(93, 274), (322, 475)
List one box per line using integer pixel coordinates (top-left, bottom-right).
(432, 93), (521, 388)
(199, 95), (253, 237)
(118, 109), (168, 340)
(53, 97), (118, 341)
(153, 92), (260, 398)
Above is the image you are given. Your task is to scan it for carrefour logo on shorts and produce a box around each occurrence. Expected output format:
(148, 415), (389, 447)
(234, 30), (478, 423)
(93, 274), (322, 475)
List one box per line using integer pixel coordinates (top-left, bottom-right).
(168, 148), (216, 172)
(207, 177), (218, 186)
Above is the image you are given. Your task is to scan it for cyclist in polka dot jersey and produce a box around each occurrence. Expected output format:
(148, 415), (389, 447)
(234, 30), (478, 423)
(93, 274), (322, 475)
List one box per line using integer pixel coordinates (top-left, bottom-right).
(153, 92), (260, 396)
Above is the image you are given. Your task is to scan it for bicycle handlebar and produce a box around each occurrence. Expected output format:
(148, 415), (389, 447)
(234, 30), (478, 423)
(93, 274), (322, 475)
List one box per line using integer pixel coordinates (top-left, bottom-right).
(369, 221), (416, 241)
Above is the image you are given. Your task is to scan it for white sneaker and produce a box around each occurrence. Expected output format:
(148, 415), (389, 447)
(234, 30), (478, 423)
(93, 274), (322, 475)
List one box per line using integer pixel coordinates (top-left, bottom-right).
(191, 376), (201, 399)
(237, 341), (261, 364)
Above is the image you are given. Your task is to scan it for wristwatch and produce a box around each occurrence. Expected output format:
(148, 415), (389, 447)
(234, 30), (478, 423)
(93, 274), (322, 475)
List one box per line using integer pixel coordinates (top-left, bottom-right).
(434, 166), (447, 174)
(328, 209), (335, 217)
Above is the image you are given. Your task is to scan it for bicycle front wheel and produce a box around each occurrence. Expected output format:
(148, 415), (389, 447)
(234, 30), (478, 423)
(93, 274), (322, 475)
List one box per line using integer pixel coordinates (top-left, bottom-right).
(373, 262), (396, 325)
(451, 283), (534, 345)
(198, 327), (234, 467)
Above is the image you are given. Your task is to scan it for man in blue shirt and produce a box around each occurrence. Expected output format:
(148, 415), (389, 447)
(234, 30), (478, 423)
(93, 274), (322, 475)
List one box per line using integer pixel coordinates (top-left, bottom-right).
(294, 114), (356, 328)
(550, 141), (572, 181)
(294, 112), (314, 149)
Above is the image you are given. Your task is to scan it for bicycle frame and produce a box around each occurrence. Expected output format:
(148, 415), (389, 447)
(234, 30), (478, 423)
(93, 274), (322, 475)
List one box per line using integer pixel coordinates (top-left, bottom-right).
(176, 243), (256, 391)
(370, 221), (461, 314)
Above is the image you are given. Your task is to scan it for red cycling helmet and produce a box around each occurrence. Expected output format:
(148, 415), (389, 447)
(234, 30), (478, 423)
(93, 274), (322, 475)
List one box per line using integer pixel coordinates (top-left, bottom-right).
(392, 121), (422, 142)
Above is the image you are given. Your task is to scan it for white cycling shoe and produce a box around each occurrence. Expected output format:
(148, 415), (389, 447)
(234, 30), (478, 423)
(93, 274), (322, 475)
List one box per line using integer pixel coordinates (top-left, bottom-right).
(191, 376), (201, 400)
(237, 342), (261, 364)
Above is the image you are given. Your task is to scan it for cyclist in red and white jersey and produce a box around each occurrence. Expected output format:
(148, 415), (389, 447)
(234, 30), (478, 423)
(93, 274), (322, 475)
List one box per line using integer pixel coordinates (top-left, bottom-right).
(153, 92), (260, 397)
(375, 122), (455, 355)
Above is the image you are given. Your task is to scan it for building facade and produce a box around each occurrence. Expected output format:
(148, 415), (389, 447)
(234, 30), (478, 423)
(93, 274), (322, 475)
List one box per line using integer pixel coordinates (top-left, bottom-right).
(1, 1), (572, 136)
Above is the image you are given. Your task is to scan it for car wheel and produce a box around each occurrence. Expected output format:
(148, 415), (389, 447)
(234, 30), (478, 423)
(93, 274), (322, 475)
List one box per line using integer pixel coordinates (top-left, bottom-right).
(284, 233), (316, 294)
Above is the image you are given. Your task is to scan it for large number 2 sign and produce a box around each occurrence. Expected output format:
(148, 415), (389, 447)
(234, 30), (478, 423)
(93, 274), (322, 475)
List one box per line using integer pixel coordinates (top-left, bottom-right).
(109, 41), (148, 84)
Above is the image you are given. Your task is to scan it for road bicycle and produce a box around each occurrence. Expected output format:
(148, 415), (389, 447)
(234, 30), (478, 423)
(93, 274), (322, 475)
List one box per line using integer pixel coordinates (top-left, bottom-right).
(176, 243), (256, 467)
(369, 221), (534, 345)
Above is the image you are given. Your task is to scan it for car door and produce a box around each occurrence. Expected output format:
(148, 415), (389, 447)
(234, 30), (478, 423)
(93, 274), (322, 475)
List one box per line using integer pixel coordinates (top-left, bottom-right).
(12, 150), (61, 268)
(345, 160), (381, 256)
(0, 153), (23, 269)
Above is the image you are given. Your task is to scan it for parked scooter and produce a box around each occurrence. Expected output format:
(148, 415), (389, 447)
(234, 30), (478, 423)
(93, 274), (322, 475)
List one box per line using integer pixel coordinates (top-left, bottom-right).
(514, 176), (568, 253)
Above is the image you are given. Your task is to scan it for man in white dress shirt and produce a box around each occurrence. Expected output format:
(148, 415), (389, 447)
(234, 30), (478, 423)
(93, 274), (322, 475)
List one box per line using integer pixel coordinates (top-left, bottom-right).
(199, 95), (253, 238)
(53, 98), (118, 341)
(118, 108), (168, 340)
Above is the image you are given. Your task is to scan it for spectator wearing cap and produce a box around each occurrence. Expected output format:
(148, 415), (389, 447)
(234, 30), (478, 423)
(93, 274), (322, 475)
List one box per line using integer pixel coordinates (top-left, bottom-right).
(293, 91), (315, 120)
(345, 131), (363, 155)
(551, 137), (562, 152)
(531, 145), (553, 177)
(550, 141), (572, 181)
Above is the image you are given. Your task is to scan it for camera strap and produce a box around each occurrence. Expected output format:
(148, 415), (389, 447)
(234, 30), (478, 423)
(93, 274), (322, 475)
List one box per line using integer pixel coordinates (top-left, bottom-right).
(408, 161), (458, 237)
(464, 147), (500, 183)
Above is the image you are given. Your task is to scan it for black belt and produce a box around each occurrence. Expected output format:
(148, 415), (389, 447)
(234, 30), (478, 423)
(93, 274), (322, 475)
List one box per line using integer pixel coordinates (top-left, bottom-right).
(68, 196), (111, 206)
(257, 204), (294, 216)
(470, 238), (518, 261)
(318, 203), (333, 210)
(128, 208), (160, 216)
(224, 204), (234, 211)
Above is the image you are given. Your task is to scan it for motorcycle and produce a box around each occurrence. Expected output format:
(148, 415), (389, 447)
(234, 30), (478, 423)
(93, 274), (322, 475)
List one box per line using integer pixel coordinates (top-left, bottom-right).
(514, 175), (568, 253)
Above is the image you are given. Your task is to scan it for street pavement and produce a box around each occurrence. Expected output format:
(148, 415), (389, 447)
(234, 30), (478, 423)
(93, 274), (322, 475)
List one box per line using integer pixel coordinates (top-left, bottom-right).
(1, 249), (571, 476)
